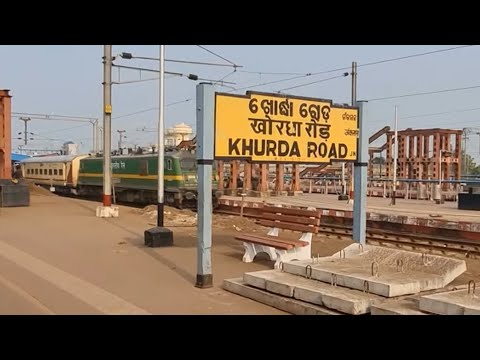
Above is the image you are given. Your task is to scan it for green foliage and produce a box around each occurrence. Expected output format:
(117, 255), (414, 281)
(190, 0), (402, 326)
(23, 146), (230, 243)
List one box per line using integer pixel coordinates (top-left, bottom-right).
(371, 156), (385, 165)
(462, 152), (480, 175)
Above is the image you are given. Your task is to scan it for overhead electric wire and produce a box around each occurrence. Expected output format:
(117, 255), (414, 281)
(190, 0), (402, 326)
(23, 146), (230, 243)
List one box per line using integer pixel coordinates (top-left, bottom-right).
(112, 99), (192, 120)
(196, 45), (238, 66)
(34, 123), (91, 136)
(238, 70), (306, 76)
(213, 70), (237, 86)
(230, 45), (475, 93)
(401, 106), (480, 120)
(369, 105), (480, 125)
(277, 73), (350, 93)
(11, 112), (97, 121)
(367, 84), (480, 102)
(227, 73), (313, 93)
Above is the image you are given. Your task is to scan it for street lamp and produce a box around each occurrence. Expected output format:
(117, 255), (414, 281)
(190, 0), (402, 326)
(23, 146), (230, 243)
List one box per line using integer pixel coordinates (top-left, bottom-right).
(116, 46), (201, 247)
(145, 44), (175, 247)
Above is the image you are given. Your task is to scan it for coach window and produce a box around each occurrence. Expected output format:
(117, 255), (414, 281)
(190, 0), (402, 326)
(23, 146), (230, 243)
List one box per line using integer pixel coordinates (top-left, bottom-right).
(59, 169), (63, 176)
(49, 169), (53, 175)
(35, 169), (38, 175)
(54, 169), (58, 176)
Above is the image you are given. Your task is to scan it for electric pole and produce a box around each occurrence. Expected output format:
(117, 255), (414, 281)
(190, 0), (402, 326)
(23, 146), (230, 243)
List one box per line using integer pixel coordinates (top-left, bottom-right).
(96, 45), (118, 218)
(19, 117), (31, 145)
(463, 129), (469, 176)
(349, 61), (357, 203)
(91, 119), (98, 153)
(117, 129), (126, 152)
(477, 132), (480, 155)
(103, 45), (113, 207)
(391, 106), (398, 205)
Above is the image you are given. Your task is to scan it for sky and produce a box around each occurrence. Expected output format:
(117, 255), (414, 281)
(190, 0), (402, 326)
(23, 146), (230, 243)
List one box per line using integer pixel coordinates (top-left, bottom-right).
(1, 45), (479, 162)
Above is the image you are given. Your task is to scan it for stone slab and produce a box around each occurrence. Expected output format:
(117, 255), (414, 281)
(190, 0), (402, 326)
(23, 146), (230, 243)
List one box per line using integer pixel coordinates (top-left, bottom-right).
(282, 244), (466, 298)
(243, 270), (384, 315)
(464, 308), (480, 315)
(222, 278), (342, 315)
(96, 205), (119, 218)
(371, 299), (429, 315)
(419, 288), (480, 315)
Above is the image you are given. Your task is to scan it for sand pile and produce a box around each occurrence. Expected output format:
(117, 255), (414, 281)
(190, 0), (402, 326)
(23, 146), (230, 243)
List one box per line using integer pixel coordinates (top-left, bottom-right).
(136, 205), (197, 226)
(26, 182), (54, 196)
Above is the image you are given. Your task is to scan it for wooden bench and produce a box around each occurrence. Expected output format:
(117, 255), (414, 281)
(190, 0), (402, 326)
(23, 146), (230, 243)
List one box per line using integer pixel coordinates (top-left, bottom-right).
(235, 205), (321, 269)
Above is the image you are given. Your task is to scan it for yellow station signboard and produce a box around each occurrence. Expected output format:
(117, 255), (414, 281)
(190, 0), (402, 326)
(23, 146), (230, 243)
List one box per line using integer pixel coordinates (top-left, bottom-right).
(214, 91), (359, 164)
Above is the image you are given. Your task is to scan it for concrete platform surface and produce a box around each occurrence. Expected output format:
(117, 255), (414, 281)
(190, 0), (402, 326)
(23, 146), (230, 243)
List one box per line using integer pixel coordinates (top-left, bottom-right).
(223, 278), (342, 315)
(419, 288), (480, 315)
(370, 299), (429, 315)
(220, 193), (480, 224)
(282, 244), (466, 297)
(0, 193), (286, 315)
(243, 269), (384, 315)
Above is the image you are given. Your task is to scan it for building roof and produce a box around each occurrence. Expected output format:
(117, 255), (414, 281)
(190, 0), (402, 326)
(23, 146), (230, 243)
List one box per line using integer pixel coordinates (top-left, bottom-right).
(20, 154), (89, 164)
(11, 153), (30, 162)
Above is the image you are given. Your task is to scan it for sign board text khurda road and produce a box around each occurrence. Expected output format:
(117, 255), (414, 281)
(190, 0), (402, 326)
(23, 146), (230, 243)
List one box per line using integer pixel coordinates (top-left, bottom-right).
(214, 91), (359, 164)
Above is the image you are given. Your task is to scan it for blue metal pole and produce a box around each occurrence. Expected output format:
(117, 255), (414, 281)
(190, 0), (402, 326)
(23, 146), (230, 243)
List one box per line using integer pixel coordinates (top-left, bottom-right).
(353, 101), (368, 244)
(195, 83), (214, 288)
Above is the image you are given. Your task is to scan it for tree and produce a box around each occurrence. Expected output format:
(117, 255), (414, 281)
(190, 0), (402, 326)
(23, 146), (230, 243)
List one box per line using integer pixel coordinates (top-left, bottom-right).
(372, 156), (385, 165)
(462, 152), (480, 175)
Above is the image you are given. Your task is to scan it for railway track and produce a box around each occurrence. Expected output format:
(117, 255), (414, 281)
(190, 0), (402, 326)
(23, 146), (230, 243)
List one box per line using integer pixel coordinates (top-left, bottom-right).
(318, 224), (480, 259)
(214, 208), (480, 259)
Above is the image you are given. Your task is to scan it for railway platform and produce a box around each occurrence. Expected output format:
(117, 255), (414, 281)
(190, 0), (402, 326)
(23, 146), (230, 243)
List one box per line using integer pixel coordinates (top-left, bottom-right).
(218, 193), (480, 233)
(0, 190), (286, 315)
(1, 189), (479, 315)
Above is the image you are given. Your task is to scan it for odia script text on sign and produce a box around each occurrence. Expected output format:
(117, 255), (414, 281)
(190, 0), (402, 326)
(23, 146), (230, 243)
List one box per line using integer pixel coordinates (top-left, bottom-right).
(214, 91), (359, 164)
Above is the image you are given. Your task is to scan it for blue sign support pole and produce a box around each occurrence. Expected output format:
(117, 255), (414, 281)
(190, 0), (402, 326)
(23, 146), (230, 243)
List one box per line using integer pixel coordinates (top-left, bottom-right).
(195, 83), (214, 288)
(353, 101), (368, 244)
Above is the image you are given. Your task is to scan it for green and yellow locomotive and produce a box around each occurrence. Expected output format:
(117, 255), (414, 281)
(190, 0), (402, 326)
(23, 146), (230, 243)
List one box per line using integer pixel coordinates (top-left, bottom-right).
(21, 150), (219, 209)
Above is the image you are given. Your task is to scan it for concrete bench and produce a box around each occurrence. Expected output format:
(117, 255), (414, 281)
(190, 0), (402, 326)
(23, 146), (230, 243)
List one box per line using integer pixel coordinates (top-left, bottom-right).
(235, 205), (321, 269)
